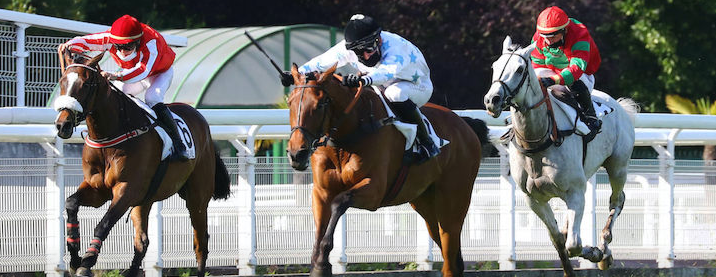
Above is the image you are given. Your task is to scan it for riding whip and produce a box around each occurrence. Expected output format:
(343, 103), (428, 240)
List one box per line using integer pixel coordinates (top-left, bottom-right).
(244, 31), (284, 74)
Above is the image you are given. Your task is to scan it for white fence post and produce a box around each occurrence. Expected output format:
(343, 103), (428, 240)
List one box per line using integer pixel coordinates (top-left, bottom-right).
(579, 174), (597, 269)
(232, 125), (260, 275)
(13, 22), (29, 107)
(496, 143), (516, 270)
(42, 138), (65, 277)
(144, 201), (163, 277)
(654, 129), (680, 268)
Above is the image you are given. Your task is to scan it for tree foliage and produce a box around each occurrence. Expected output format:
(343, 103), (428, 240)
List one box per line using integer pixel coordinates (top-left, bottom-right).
(602, 0), (716, 112)
(2, 0), (712, 111)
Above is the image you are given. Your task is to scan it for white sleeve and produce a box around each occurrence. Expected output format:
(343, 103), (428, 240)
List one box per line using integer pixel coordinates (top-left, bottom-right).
(298, 41), (352, 74)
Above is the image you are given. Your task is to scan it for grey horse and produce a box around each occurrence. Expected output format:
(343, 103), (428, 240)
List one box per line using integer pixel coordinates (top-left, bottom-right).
(484, 36), (637, 277)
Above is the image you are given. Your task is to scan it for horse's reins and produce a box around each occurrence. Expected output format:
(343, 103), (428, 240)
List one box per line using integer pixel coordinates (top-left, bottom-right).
(494, 51), (563, 151)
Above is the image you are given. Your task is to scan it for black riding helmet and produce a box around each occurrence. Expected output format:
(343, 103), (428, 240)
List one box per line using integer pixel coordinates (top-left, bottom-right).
(344, 14), (382, 66)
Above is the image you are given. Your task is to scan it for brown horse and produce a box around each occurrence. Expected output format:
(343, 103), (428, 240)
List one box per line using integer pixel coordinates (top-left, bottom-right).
(54, 53), (230, 277)
(286, 64), (489, 277)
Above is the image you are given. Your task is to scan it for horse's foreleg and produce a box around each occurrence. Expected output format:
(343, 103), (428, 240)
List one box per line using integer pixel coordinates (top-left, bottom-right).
(76, 193), (133, 277)
(66, 182), (107, 272)
(527, 197), (575, 277)
(65, 192), (83, 271)
(563, 191), (587, 257)
(126, 206), (151, 277)
(310, 189), (353, 277)
(565, 191), (605, 263)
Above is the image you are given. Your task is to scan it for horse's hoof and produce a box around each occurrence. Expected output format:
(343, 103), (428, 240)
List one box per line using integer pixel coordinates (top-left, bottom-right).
(75, 267), (93, 277)
(310, 264), (333, 277)
(598, 254), (613, 270)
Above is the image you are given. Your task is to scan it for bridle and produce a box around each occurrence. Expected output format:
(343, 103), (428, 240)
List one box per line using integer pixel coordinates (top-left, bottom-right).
(491, 51), (547, 113)
(290, 83), (333, 151)
(61, 64), (102, 127)
(492, 50), (564, 151)
(289, 74), (366, 151)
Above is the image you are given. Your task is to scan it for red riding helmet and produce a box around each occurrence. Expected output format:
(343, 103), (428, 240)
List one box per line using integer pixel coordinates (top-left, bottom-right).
(109, 15), (143, 44)
(536, 6), (569, 34)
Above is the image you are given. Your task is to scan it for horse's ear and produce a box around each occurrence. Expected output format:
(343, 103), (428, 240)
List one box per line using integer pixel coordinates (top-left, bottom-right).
(318, 63), (338, 83)
(291, 63), (300, 83)
(519, 42), (537, 58)
(502, 36), (513, 53)
(88, 52), (104, 67)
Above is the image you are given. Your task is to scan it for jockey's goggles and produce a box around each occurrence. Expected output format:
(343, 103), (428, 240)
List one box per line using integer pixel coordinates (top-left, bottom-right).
(114, 41), (138, 51)
(346, 33), (380, 54)
(539, 29), (564, 38)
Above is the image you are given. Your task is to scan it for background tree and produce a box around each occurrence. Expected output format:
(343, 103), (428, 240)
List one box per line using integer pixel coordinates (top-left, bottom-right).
(602, 0), (716, 112)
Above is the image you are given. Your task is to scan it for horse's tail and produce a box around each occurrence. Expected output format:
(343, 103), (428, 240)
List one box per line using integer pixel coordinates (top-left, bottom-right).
(461, 116), (491, 149)
(213, 151), (231, 200)
(617, 97), (640, 124)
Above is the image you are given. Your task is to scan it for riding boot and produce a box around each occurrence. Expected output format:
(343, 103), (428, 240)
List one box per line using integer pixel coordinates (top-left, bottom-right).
(572, 80), (602, 136)
(390, 100), (440, 162)
(151, 103), (190, 162)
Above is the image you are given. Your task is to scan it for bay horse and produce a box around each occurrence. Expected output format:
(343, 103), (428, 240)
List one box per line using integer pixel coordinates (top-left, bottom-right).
(285, 63), (489, 277)
(483, 36), (637, 277)
(53, 53), (231, 277)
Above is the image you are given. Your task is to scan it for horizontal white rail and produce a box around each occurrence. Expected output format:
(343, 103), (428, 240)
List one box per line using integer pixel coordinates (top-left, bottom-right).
(3, 107), (716, 145)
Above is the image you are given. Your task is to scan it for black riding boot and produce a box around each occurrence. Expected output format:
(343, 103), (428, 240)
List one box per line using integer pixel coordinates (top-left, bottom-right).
(390, 100), (440, 162)
(152, 103), (189, 162)
(572, 80), (602, 137)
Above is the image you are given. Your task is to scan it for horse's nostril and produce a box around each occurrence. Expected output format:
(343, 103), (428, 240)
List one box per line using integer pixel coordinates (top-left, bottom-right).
(491, 95), (501, 105)
(296, 149), (310, 161)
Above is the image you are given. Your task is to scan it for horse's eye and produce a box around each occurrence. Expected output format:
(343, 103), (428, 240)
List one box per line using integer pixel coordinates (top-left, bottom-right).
(515, 66), (524, 74)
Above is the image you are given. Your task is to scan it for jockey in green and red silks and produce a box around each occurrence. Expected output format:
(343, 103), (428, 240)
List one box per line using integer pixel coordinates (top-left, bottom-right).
(530, 6), (602, 138)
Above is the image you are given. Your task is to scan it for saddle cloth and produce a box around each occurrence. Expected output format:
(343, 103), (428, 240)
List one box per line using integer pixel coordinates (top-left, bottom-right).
(374, 87), (450, 151)
(129, 97), (197, 160)
(549, 89), (614, 135)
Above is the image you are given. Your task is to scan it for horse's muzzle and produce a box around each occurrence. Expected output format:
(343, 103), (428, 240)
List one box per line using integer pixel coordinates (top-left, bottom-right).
(55, 109), (78, 139)
(287, 148), (311, 171)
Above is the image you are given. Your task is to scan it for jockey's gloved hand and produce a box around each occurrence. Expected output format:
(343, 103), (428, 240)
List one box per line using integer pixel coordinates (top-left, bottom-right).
(539, 77), (556, 88)
(342, 74), (363, 87)
(101, 71), (119, 81)
(280, 71), (294, 87)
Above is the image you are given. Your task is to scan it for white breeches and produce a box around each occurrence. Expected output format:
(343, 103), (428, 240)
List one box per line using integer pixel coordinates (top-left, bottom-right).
(534, 68), (595, 93)
(380, 79), (433, 107)
(116, 67), (174, 107)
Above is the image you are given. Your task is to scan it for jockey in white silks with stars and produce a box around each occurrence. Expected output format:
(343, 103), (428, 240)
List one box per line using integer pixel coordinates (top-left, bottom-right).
(280, 14), (439, 160)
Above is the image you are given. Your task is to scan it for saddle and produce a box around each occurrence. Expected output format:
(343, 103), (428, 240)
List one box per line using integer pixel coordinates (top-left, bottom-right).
(375, 91), (449, 159)
(550, 86), (587, 120)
